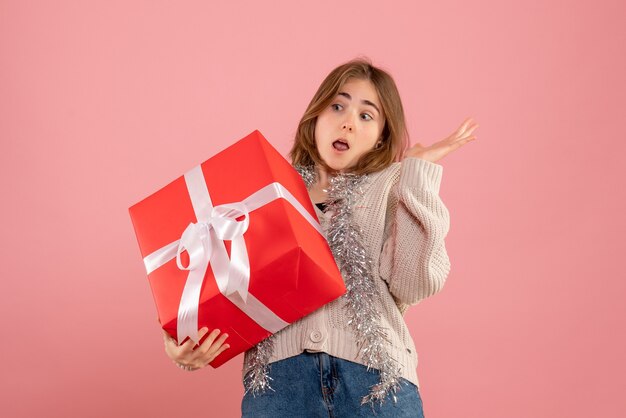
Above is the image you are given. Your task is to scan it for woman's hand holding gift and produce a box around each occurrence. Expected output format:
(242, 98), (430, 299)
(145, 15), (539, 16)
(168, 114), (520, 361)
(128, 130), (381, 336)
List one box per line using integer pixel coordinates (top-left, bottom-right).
(162, 328), (230, 371)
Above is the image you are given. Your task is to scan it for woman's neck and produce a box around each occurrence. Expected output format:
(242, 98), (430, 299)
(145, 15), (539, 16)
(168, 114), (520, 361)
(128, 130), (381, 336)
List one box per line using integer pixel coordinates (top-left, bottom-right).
(307, 165), (332, 204)
(314, 165), (331, 191)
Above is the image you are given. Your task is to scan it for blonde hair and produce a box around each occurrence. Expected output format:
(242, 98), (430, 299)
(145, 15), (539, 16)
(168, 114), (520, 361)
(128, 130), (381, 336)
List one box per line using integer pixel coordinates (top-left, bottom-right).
(289, 57), (410, 176)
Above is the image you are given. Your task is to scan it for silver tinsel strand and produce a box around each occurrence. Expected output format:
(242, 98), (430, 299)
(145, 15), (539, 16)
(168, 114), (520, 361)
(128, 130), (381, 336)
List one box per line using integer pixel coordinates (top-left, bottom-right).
(294, 164), (316, 189)
(242, 333), (275, 396)
(244, 165), (402, 407)
(323, 170), (402, 407)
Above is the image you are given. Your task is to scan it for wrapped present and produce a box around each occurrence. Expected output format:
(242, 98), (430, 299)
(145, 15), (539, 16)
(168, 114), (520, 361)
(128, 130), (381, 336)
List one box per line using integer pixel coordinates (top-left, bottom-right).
(129, 130), (345, 367)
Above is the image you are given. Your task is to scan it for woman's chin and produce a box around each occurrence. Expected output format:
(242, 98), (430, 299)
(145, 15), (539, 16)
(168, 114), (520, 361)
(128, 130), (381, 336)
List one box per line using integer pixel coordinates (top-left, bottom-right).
(320, 159), (342, 170)
(319, 154), (355, 173)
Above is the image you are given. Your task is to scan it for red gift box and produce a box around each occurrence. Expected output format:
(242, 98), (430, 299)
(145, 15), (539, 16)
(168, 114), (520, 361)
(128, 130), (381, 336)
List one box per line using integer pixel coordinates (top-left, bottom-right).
(129, 130), (345, 367)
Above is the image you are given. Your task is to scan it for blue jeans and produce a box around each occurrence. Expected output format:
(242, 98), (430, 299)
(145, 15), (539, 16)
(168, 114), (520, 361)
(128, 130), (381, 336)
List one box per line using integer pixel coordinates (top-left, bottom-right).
(241, 352), (425, 417)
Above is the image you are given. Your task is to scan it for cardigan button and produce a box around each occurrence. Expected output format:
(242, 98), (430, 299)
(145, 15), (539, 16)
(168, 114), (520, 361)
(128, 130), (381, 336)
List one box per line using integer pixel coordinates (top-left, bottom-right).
(309, 330), (323, 343)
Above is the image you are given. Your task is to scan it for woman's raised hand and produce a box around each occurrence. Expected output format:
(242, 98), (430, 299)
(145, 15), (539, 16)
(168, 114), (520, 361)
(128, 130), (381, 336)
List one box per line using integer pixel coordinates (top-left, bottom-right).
(404, 117), (478, 163)
(162, 328), (230, 371)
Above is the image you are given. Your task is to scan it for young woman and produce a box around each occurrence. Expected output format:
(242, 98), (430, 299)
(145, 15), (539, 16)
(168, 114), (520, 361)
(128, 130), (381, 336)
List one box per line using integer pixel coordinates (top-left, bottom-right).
(163, 58), (478, 417)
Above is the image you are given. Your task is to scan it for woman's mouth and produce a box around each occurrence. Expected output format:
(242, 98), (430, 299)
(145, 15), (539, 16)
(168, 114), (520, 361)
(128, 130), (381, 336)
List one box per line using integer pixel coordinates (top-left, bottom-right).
(332, 139), (350, 151)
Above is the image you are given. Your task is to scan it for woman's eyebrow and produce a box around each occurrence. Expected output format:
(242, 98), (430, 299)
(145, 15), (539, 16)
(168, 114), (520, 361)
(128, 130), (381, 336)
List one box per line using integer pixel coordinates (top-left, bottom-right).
(337, 92), (381, 115)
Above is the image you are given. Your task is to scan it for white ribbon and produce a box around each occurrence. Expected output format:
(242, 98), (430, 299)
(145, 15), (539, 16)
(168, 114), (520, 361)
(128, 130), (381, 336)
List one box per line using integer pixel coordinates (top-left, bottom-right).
(142, 165), (322, 345)
(176, 202), (251, 302)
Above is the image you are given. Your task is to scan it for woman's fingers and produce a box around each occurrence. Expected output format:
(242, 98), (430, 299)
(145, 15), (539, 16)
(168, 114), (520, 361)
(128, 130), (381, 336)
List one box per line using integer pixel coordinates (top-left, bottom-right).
(456, 117), (473, 135)
(201, 332), (230, 356)
(456, 129), (478, 143)
(177, 337), (198, 355)
(184, 330), (231, 366)
(201, 339), (231, 365)
(162, 327), (230, 369)
(454, 118), (478, 138)
(462, 123), (478, 136)
(162, 330), (178, 350)
(198, 328), (221, 351)
(163, 330), (185, 362)
(449, 135), (476, 150)
(164, 328), (206, 356)
(184, 328), (213, 355)
(451, 121), (478, 144)
(207, 342), (231, 363)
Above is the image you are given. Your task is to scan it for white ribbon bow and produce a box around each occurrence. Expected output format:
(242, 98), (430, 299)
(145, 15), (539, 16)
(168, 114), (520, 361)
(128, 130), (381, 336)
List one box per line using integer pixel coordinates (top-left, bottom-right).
(176, 202), (251, 302)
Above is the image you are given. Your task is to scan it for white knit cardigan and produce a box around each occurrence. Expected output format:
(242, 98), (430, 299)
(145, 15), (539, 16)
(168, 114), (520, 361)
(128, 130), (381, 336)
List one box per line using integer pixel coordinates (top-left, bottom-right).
(243, 157), (451, 388)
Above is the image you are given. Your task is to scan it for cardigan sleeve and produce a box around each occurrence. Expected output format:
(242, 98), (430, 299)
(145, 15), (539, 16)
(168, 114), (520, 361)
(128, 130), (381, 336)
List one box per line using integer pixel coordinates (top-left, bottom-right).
(378, 157), (451, 306)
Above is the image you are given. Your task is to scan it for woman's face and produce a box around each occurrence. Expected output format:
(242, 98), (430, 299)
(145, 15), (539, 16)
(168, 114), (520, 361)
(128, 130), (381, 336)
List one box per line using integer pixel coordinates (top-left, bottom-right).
(314, 78), (385, 172)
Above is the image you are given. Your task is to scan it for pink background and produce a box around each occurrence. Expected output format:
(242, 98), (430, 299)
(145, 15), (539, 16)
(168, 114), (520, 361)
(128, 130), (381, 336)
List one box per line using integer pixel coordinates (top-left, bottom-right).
(1, 1), (624, 417)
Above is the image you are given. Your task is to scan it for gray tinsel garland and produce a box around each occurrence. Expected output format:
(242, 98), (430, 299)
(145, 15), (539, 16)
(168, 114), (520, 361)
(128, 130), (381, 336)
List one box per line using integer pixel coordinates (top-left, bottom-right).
(243, 165), (402, 406)
(242, 332), (275, 396)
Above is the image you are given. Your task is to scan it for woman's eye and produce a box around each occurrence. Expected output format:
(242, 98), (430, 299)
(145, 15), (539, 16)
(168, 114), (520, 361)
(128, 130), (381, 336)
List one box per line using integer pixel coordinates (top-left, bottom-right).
(361, 113), (373, 121)
(331, 103), (343, 111)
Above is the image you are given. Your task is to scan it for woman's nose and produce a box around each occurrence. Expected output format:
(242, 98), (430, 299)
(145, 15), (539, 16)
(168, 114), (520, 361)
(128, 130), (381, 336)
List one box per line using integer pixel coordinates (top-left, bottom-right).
(341, 120), (354, 132)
